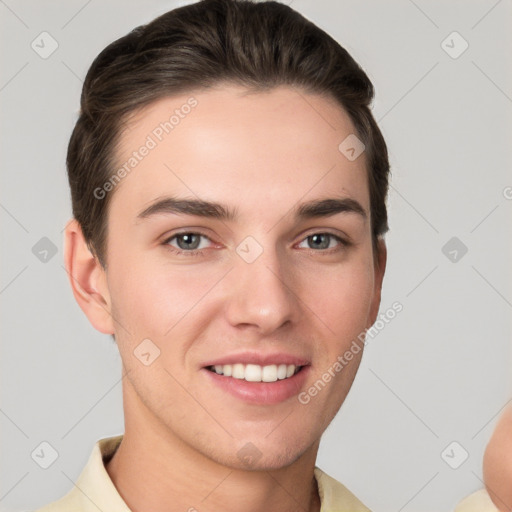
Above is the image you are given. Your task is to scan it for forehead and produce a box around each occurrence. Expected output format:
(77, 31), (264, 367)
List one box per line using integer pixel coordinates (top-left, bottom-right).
(109, 84), (369, 219)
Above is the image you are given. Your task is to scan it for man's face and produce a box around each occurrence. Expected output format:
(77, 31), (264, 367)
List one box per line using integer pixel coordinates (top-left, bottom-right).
(99, 84), (385, 469)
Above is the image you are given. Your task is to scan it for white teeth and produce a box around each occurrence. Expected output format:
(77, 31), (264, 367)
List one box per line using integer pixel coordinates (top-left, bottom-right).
(210, 363), (302, 382)
(244, 364), (262, 382)
(262, 364), (277, 382)
(232, 363), (245, 379)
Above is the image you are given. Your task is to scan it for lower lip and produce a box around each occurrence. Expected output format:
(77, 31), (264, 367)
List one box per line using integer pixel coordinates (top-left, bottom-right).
(201, 366), (311, 405)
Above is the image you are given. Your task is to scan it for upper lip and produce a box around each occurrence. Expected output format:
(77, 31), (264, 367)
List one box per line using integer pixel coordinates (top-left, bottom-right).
(201, 351), (310, 368)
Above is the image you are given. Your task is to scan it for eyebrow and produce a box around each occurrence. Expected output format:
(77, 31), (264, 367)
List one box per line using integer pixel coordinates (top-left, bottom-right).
(136, 195), (367, 222)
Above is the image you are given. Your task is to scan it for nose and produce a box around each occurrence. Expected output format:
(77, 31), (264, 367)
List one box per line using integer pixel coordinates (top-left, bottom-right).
(223, 243), (300, 335)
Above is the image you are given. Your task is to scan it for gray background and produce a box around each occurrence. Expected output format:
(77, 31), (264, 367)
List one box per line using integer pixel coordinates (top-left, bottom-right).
(1, 1), (511, 511)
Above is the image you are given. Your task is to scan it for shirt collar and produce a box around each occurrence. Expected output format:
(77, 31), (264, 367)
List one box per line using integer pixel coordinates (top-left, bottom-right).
(57, 435), (370, 512)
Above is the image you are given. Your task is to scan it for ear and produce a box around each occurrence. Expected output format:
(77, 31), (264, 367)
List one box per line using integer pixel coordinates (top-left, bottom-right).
(367, 238), (387, 327)
(63, 218), (114, 335)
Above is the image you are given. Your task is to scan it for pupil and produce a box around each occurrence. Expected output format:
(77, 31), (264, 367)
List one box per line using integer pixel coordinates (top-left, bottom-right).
(311, 234), (328, 249)
(179, 234), (199, 250)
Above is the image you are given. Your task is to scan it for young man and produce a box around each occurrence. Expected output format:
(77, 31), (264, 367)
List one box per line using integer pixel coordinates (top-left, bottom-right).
(35, 0), (390, 510)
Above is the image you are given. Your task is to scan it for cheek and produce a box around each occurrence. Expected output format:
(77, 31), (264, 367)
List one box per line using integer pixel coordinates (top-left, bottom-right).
(304, 259), (375, 338)
(108, 257), (220, 342)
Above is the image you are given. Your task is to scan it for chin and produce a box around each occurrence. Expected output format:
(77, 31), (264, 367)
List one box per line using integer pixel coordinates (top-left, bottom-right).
(207, 435), (314, 472)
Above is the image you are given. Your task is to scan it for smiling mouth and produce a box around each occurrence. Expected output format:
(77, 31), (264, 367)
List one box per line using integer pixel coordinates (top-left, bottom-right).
(206, 363), (303, 382)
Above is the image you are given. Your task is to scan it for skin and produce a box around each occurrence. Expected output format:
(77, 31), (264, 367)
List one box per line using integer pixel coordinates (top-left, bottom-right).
(483, 403), (512, 511)
(64, 84), (386, 512)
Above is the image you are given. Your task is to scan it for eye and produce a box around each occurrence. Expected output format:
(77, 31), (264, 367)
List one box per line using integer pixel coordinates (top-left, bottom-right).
(297, 232), (348, 253)
(163, 232), (213, 257)
(162, 230), (349, 258)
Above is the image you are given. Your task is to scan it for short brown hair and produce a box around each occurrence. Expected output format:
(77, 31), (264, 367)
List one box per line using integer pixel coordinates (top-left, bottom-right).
(67, 0), (390, 269)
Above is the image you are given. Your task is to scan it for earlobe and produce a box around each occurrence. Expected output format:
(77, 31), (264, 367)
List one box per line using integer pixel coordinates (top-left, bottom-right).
(63, 218), (115, 335)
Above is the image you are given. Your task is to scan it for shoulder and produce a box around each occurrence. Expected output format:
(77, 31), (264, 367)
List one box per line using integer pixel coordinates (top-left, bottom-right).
(32, 435), (125, 512)
(454, 488), (500, 512)
(32, 489), (81, 512)
(314, 466), (372, 512)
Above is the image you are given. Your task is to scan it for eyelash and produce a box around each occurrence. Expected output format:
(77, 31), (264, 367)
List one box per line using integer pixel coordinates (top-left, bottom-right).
(162, 231), (350, 258)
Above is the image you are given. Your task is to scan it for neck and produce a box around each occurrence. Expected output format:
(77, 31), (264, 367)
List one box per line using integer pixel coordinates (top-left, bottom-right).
(105, 382), (321, 512)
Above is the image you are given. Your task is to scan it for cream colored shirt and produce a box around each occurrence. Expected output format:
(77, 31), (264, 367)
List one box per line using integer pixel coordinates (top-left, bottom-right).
(34, 435), (371, 512)
(454, 489), (500, 512)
